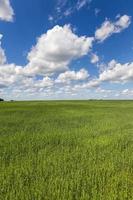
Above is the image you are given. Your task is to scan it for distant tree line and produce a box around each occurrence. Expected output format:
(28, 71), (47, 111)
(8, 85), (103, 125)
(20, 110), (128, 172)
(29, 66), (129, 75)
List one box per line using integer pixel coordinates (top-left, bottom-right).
(0, 98), (4, 101)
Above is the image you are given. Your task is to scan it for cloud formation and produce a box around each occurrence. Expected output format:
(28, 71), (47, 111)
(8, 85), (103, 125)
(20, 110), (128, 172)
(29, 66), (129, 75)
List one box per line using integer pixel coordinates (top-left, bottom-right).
(26, 25), (94, 75)
(95, 15), (131, 42)
(99, 60), (133, 82)
(0, 15), (132, 99)
(0, 25), (93, 96)
(90, 53), (99, 64)
(0, 0), (14, 22)
(56, 69), (89, 83)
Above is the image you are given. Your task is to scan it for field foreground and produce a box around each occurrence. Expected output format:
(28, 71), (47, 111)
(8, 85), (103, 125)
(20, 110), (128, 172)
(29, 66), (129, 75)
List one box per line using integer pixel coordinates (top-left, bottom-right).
(1, 100), (133, 200)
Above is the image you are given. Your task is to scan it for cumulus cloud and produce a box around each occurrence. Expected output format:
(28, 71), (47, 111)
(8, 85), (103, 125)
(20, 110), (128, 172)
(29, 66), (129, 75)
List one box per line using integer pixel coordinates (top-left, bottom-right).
(72, 59), (133, 92)
(0, 63), (53, 93)
(0, 20), (132, 99)
(95, 15), (131, 42)
(99, 60), (133, 82)
(82, 79), (100, 88)
(71, 79), (100, 91)
(56, 68), (89, 83)
(0, 0), (14, 22)
(0, 24), (94, 92)
(0, 63), (26, 87)
(0, 24), (94, 99)
(34, 77), (53, 88)
(90, 53), (99, 64)
(26, 25), (94, 76)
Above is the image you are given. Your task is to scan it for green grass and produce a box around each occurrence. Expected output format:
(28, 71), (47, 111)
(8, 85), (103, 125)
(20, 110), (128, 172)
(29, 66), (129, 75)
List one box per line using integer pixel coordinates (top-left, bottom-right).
(1, 100), (133, 200)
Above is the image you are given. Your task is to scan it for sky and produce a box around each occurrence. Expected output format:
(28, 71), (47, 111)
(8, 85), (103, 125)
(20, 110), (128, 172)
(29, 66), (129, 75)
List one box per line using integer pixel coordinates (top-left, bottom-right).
(0, 0), (133, 100)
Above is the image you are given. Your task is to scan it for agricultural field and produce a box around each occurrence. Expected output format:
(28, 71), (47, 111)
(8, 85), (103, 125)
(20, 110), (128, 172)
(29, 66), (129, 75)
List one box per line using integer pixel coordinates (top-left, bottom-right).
(1, 100), (133, 200)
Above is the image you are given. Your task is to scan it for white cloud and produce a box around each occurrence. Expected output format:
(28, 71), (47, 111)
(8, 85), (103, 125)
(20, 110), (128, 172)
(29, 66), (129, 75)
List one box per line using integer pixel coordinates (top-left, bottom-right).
(90, 53), (99, 64)
(0, 19), (133, 99)
(99, 60), (133, 82)
(95, 15), (131, 42)
(0, 64), (25, 88)
(56, 68), (89, 83)
(34, 77), (53, 88)
(69, 59), (133, 93)
(25, 25), (94, 76)
(95, 20), (114, 42)
(0, 0), (14, 22)
(0, 25), (94, 94)
(115, 15), (131, 31)
(70, 79), (100, 91)
(82, 79), (100, 88)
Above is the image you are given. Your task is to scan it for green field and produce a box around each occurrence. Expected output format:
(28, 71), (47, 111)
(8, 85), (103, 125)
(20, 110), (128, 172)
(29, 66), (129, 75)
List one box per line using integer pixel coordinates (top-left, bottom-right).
(1, 101), (133, 200)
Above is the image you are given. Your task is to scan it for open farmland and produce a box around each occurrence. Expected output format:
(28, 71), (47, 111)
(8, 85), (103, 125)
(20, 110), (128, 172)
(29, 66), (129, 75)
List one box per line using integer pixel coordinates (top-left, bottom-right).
(1, 100), (133, 199)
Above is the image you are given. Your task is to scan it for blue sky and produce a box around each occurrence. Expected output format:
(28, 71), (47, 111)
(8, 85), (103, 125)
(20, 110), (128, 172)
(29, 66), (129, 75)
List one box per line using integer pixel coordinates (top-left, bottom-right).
(0, 0), (133, 100)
